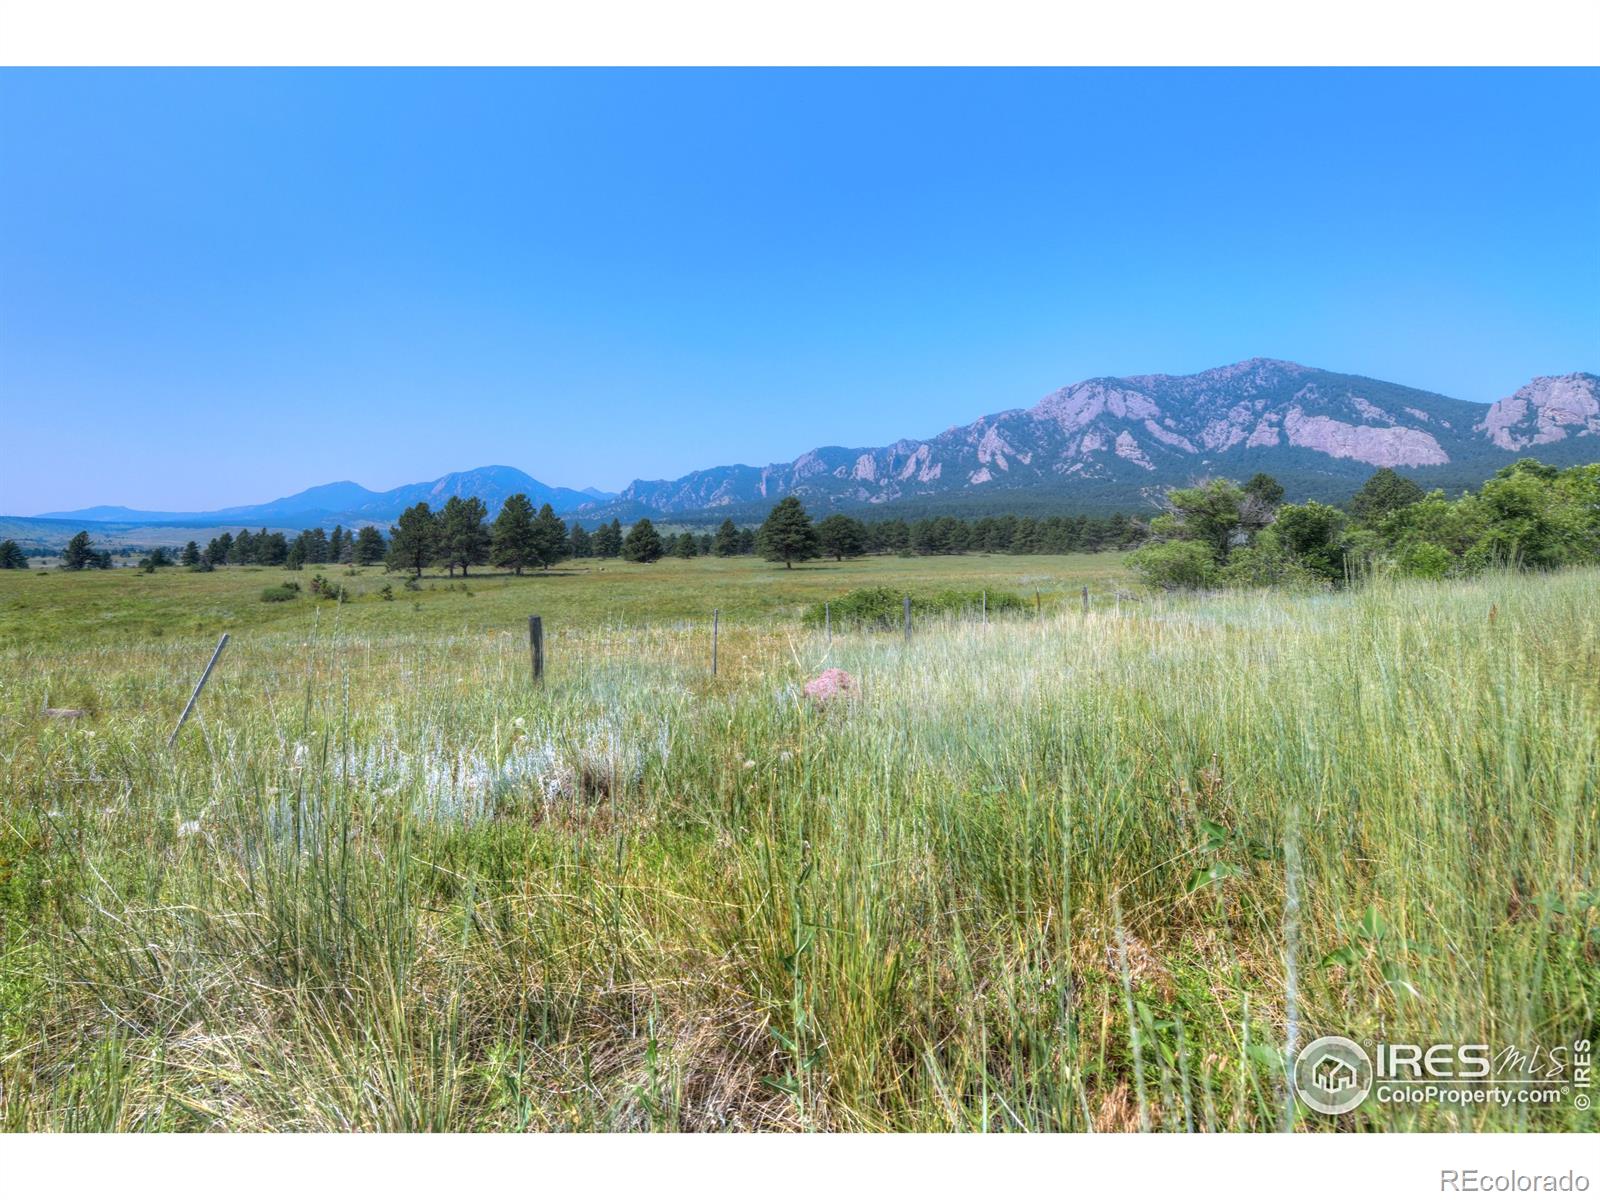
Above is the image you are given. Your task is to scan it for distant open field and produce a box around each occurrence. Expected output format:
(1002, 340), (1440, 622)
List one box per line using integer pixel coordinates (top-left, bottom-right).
(0, 556), (1595, 1131)
(0, 553), (1130, 648)
(0, 515), (306, 555)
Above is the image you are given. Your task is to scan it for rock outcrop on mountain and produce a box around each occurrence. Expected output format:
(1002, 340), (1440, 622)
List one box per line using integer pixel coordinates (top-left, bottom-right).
(1475, 373), (1600, 452)
(614, 358), (1578, 516)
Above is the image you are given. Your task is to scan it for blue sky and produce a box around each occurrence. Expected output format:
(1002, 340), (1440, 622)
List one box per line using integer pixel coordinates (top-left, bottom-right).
(2, 68), (1596, 514)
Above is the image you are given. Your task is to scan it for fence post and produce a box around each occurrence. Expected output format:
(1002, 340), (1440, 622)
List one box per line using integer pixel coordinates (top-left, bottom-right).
(903, 593), (912, 643)
(981, 590), (987, 624)
(712, 608), (719, 676)
(1082, 585), (1089, 615)
(528, 615), (544, 684)
(825, 601), (831, 641)
(1035, 590), (1041, 619)
(167, 632), (229, 748)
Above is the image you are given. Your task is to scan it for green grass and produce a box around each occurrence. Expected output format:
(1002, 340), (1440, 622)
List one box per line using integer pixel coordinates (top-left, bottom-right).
(0, 553), (1125, 648)
(0, 555), (1595, 1131)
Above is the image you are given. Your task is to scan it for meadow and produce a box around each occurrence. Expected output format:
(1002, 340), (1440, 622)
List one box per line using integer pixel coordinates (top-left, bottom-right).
(0, 554), (1595, 1131)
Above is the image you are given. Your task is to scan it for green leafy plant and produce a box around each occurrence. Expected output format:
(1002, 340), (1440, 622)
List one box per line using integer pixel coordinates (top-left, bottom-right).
(1318, 905), (1429, 999)
(1184, 817), (1274, 894)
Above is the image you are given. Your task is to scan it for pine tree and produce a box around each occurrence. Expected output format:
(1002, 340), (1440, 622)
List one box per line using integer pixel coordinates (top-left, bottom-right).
(304, 527), (330, 563)
(592, 518), (624, 559)
(438, 496), (491, 576)
(180, 540), (202, 568)
(622, 518), (664, 563)
(713, 518), (741, 557)
(672, 531), (698, 557)
(1243, 473), (1286, 509)
(258, 532), (289, 565)
(0, 540), (28, 569)
(530, 504), (572, 571)
(286, 538), (306, 570)
(387, 502), (439, 577)
(756, 497), (820, 568)
(353, 525), (386, 565)
(569, 521), (593, 559)
(62, 530), (96, 570)
(205, 532), (233, 566)
(816, 514), (868, 561)
(328, 526), (345, 563)
(491, 493), (538, 575)
(1350, 468), (1425, 525)
(229, 529), (254, 564)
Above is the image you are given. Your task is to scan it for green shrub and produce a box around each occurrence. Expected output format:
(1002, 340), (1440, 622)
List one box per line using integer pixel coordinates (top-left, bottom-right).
(1126, 540), (1217, 591)
(807, 586), (1026, 629)
(1217, 543), (1328, 591)
(259, 583), (301, 603)
(1396, 542), (1455, 579)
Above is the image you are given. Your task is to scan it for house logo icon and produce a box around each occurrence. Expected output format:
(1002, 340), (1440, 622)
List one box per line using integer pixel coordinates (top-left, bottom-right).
(1293, 1036), (1373, 1115)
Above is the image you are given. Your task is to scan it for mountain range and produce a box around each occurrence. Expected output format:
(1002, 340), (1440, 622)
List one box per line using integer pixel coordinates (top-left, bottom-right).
(37, 468), (615, 528)
(599, 360), (1598, 520)
(26, 360), (1600, 534)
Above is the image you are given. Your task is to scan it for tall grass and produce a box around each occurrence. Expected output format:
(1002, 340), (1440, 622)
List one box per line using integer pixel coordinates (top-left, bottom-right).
(0, 569), (1595, 1130)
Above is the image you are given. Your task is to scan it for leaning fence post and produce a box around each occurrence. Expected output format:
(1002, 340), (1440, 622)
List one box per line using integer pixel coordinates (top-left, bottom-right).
(167, 632), (229, 748)
(528, 615), (544, 684)
(711, 608), (719, 676)
(903, 593), (912, 643)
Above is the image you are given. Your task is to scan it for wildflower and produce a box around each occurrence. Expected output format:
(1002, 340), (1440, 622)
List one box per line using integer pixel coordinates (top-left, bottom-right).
(742, 759), (756, 770)
(803, 668), (857, 707)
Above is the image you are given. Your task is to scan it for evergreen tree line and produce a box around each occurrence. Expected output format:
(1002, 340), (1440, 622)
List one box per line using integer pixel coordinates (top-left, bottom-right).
(36, 461), (1596, 582)
(1127, 460), (1600, 590)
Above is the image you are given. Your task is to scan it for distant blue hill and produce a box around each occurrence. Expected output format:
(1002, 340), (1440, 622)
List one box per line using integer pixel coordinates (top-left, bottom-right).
(36, 466), (606, 527)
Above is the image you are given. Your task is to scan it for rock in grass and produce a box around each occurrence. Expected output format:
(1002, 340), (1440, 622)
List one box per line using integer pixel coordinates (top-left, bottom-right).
(42, 707), (86, 720)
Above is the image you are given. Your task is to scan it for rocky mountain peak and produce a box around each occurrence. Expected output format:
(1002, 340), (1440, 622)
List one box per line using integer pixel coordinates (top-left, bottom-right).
(1476, 373), (1600, 451)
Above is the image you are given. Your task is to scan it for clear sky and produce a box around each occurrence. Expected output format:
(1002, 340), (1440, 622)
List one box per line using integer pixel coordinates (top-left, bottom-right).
(2, 68), (1596, 514)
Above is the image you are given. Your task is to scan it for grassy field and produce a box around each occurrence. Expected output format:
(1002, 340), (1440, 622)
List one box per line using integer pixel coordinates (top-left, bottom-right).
(0, 554), (1595, 1131)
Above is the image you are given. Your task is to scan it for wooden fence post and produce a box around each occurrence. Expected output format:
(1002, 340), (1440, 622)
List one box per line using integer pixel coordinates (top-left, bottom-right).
(981, 590), (987, 624)
(1035, 590), (1041, 619)
(903, 593), (912, 643)
(1082, 585), (1089, 615)
(528, 615), (544, 684)
(825, 601), (831, 641)
(712, 608), (719, 676)
(167, 632), (229, 748)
